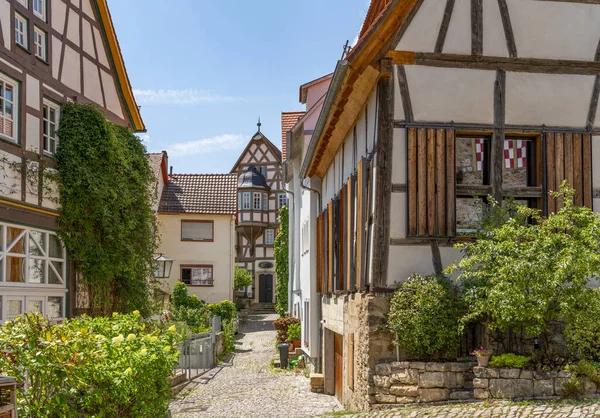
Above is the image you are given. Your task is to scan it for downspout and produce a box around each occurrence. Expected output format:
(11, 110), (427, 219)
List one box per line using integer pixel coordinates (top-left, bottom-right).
(282, 161), (295, 316)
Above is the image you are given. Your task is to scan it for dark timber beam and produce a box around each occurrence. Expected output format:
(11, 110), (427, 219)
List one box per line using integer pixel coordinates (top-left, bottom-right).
(396, 65), (414, 122)
(492, 69), (506, 203)
(435, 0), (456, 54)
(471, 0), (483, 56)
(372, 58), (394, 289)
(386, 51), (600, 76)
(497, 0), (517, 58)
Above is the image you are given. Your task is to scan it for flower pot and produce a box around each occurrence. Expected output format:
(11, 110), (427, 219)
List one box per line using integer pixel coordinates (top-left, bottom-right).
(287, 342), (295, 352)
(477, 356), (491, 367)
(293, 340), (301, 348)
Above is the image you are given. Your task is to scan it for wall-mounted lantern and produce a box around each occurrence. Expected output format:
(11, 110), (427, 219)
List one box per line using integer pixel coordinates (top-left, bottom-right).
(153, 254), (174, 279)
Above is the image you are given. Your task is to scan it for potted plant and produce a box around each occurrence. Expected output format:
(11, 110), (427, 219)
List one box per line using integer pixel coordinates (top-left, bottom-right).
(287, 323), (301, 350)
(472, 347), (492, 367)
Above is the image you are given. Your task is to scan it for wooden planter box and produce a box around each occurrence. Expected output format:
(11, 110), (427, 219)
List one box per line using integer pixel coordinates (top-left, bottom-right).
(0, 377), (17, 418)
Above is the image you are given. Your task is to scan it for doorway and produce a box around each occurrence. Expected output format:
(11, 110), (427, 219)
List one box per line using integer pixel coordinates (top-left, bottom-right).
(334, 332), (343, 403)
(258, 274), (273, 303)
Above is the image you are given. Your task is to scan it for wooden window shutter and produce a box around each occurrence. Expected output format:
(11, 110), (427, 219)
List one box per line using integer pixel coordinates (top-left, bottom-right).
(356, 158), (371, 289)
(407, 128), (456, 237)
(347, 175), (356, 291)
(323, 207), (329, 294)
(316, 213), (324, 294)
(339, 185), (346, 291)
(545, 132), (592, 212)
(327, 201), (334, 293)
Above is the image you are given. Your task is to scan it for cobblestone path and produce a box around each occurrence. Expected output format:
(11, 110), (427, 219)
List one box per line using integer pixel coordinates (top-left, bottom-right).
(170, 312), (341, 418)
(331, 402), (600, 417)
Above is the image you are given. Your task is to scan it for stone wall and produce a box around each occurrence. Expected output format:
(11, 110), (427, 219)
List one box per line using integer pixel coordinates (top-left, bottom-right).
(371, 361), (475, 406)
(473, 367), (597, 400)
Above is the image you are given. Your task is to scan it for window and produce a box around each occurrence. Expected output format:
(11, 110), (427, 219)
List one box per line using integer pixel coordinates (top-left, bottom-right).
(181, 266), (213, 286)
(14, 14), (28, 49)
(33, 27), (46, 61)
(33, 0), (46, 21)
(278, 193), (288, 209)
(253, 192), (261, 210)
(1, 295), (65, 323)
(262, 193), (268, 211)
(241, 192), (251, 210)
(43, 100), (59, 154)
(264, 229), (275, 245)
(259, 166), (266, 177)
(16, 0), (28, 7)
(181, 220), (213, 242)
(0, 75), (17, 142)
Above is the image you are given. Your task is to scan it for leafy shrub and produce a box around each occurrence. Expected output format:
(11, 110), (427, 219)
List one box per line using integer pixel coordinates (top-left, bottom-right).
(564, 288), (600, 361)
(273, 316), (300, 343)
(274, 206), (289, 317)
(566, 360), (600, 386)
(234, 267), (252, 291)
(171, 306), (211, 334)
(235, 297), (246, 311)
(221, 320), (236, 356)
(387, 274), (464, 360)
(488, 353), (532, 369)
(561, 375), (584, 399)
(287, 323), (301, 341)
(172, 282), (204, 309)
(209, 300), (237, 322)
(0, 312), (178, 417)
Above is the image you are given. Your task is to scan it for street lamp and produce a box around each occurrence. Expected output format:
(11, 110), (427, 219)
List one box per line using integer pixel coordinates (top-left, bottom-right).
(153, 254), (174, 278)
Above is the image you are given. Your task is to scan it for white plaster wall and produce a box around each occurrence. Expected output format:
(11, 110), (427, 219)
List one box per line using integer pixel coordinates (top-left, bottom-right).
(81, 0), (95, 21)
(391, 128), (406, 185)
(386, 245), (463, 286)
(0, 152), (21, 200)
(396, 0), (445, 53)
(0, 0), (10, 49)
(61, 46), (81, 93)
(51, 0), (67, 34)
(443, 0), (471, 55)
(25, 114), (40, 154)
(306, 79), (330, 109)
(507, 0), (600, 61)
(157, 214), (234, 303)
(66, 9), (80, 47)
(51, 36), (61, 79)
(483, 0), (509, 58)
(505, 72), (594, 127)
(100, 70), (124, 119)
(322, 296), (344, 336)
(71, 0), (80, 8)
(26, 75), (40, 111)
(393, 66), (404, 120)
(406, 66), (495, 123)
(83, 58), (103, 106)
(367, 89), (377, 153)
(389, 192), (407, 240)
(82, 20), (95, 57)
(343, 130), (354, 182)
(43, 169), (59, 210)
(93, 27), (109, 67)
(25, 161), (39, 205)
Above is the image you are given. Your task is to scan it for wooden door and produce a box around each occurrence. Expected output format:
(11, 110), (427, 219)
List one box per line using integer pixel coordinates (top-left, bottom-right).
(259, 274), (273, 303)
(334, 332), (343, 402)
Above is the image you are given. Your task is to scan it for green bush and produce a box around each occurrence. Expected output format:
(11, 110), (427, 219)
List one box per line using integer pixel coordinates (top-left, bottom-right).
(172, 282), (204, 310)
(273, 316), (300, 343)
(221, 320), (236, 356)
(274, 206), (289, 317)
(488, 353), (532, 369)
(564, 288), (600, 361)
(566, 360), (600, 386)
(287, 323), (301, 341)
(0, 312), (178, 417)
(170, 283), (211, 333)
(561, 375), (584, 399)
(387, 274), (464, 360)
(209, 300), (237, 322)
(234, 267), (252, 291)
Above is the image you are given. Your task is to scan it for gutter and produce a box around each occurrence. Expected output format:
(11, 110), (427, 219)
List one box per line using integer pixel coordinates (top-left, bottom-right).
(282, 161), (295, 315)
(299, 60), (350, 180)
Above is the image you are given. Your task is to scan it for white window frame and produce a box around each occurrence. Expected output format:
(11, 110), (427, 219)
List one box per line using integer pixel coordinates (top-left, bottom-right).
(0, 294), (64, 324)
(16, 0), (28, 8)
(43, 99), (59, 155)
(241, 192), (251, 210)
(0, 73), (18, 143)
(181, 266), (213, 287)
(33, 0), (46, 21)
(262, 193), (268, 211)
(278, 193), (287, 209)
(264, 229), (275, 245)
(253, 192), (262, 210)
(33, 26), (46, 61)
(14, 14), (28, 49)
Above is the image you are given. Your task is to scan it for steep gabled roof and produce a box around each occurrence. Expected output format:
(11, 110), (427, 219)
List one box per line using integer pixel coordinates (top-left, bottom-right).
(281, 112), (305, 160)
(299, 73), (333, 104)
(358, 0), (393, 40)
(159, 174), (237, 215)
(230, 131), (282, 173)
(148, 152), (168, 184)
(94, 0), (145, 132)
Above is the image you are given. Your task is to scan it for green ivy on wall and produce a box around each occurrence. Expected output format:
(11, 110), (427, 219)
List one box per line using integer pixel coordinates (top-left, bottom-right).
(274, 205), (289, 317)
(56, 102), (158, 317)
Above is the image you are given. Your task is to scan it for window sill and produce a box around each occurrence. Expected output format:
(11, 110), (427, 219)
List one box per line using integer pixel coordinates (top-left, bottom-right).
(0, 135), (20, 147)
(456, 184), (543, 198)
(16, 43), (31, 54)
(184, 284), (214, 287)
(181, 239), (214, 243)
(35, 56), (49, 66)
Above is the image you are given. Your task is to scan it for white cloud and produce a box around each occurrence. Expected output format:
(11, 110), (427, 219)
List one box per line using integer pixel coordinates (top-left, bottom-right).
(139, 134), (150, 143)
(133, 89), (244, 105)
(167, 134), (245, 157)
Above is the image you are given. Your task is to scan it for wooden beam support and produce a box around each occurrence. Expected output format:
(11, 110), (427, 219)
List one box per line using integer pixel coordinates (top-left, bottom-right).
(471, 0), (483, 56)
(435, 0), (456, 54)
(497, 0), (517, 58)
(491, 69), (506, 203)
(396, 65), (414, 122)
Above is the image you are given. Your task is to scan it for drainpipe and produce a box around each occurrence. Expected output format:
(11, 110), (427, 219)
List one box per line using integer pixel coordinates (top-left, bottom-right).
(282, 161), (295, 316)
(300, 177), (323, 373)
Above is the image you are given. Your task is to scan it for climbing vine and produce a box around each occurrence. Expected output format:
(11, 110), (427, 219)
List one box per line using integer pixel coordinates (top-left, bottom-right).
(55, 102), (158, 317)
(274, 205), (289, 317)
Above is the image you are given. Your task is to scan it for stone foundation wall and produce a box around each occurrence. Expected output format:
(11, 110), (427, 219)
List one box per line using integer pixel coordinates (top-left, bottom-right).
(371, 361), (476, 406)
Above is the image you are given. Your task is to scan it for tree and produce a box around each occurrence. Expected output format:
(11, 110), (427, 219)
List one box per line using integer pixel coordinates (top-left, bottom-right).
(56, 103), (158, 316)
(448, 183), (600, 355)
(234, 267), (252, 291)
(274, 206), (289, 316)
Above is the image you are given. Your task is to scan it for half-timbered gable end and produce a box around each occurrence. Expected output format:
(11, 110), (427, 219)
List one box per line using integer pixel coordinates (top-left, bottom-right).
(300, 0), (600, 410)
(232, 126), (284, 304)
(0, 0), (143, 322)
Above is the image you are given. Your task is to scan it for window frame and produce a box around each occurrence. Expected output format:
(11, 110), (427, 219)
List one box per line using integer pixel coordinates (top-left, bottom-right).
(14, 13), (28, 50)
(0, 73), (19, 143)
(180, 264), (214, 287)
(180, 220), (214, 242)
(241, 192), (251, 210)
(16, 0), (28, 7)
(33, 26), (47, 61)
(262, 192), (268, 211)
(253, 192), (262, 211)
(33, 0), (46, 21)
(278, 193), (287, 210)
(264, 228), (275, 245)
(42, 99), (60, 155)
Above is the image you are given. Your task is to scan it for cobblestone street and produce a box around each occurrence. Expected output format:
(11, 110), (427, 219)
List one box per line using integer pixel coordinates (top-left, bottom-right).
(170, 312), (341, 418)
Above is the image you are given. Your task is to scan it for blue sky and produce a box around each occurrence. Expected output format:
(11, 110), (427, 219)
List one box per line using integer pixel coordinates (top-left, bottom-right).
(107, 0), (369, 174)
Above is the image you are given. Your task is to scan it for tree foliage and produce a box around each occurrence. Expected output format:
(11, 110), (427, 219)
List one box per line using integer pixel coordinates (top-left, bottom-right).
(55, 103), (158, 316)
(448, 183), (600, 356)
(234, 266), (252, 290)
(387, 273), (464, 360)
(274, 205), (289, 316)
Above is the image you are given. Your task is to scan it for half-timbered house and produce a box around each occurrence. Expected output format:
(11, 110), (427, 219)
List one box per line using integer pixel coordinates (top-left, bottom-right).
(232, 123), (285, 305)
(0, 0), (144, 322)
(298, 0), (600, 410)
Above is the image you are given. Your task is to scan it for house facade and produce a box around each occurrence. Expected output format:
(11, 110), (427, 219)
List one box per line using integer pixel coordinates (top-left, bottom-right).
(295, 0), (600, 410)
(157, 173), (236, 304)
(284, 74), (332, 366)
(0, 0), (144, 323)
(232, 124), (285, 305)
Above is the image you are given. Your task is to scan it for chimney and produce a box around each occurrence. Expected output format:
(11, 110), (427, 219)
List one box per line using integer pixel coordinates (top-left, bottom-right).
(169, 166), (173, 175)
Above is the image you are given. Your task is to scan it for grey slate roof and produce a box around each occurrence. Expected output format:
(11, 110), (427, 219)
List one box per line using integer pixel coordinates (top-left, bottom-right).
(238, 166), (270, 191)
(159, 173), (237, 214)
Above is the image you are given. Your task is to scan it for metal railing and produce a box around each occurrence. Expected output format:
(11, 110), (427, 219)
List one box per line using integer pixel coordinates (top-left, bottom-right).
(174, 333), (214, 381)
